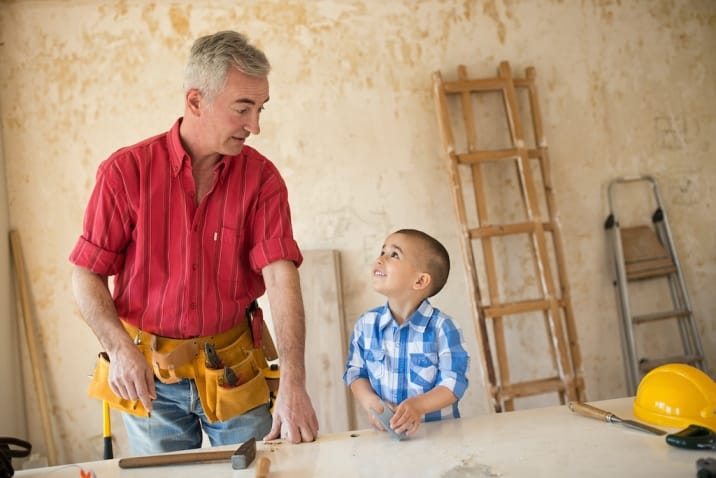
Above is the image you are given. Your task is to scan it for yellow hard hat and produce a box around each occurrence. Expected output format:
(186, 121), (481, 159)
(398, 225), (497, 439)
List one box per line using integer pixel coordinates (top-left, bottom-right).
(633, 363), (716, 430)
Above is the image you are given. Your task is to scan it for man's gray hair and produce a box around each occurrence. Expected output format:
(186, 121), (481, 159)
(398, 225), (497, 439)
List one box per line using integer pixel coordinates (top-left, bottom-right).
(183, 30), (271, 102)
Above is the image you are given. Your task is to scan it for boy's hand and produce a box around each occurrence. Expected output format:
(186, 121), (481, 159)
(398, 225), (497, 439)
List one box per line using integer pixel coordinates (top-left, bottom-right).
(390, 397), (422, 436)
(363, 396), (389, 431)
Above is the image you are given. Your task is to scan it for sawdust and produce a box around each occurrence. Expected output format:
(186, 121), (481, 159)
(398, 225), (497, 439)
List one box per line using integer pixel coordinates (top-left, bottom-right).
(441, 456), (502, 478)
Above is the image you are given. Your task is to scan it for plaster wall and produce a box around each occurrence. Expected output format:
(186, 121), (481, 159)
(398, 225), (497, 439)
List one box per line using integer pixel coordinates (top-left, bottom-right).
(0, 0), (714, 464)
(0, 101), (27, 440)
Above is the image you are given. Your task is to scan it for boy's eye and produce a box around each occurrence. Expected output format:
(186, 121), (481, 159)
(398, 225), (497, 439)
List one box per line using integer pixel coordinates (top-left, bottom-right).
(390, 251), (399, 259)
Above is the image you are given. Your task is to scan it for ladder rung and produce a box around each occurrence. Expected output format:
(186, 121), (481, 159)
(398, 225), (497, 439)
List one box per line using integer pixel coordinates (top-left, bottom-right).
(495, 377), (565, 400)
(442, 77), (507, 93)
(457, 149), (519, 163)
(456, 148), (546, 165)
(639, 355), (704, 373)
(484, 298), (562, 317)
(633, 309), (691, 324)
(470, 221), (554, 239)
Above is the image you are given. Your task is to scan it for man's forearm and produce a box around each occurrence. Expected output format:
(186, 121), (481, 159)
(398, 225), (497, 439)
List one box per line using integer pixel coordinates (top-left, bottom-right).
(72, 265), (132, 356)
(262, 260), (307, 385)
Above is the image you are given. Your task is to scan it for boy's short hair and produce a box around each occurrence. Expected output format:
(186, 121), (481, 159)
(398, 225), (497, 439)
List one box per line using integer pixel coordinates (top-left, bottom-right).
(395, 229), (450, 297)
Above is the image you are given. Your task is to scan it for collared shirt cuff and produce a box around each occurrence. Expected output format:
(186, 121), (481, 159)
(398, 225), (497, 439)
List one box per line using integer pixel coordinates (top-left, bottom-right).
(249, 238), (303, 272)
(69, 236), (125, 276)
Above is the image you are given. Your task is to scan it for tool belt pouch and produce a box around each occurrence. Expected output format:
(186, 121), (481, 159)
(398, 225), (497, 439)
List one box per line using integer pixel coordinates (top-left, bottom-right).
(202, 333), (270, 422)
(87, 352), (150, 417)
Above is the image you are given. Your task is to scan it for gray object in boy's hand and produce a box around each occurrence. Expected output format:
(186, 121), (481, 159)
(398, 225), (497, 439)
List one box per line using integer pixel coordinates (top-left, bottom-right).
(370, 399), (407, 441)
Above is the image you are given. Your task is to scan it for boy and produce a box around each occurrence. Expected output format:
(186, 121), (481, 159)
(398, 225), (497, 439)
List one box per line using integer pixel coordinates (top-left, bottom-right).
(343, 229), (469, 437)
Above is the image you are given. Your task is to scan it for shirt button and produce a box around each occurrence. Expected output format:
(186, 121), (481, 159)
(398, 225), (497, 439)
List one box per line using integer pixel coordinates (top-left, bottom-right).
(192, 263), (197, 271)
(190, 302), (197, 309)
(193, 225), (198, 232)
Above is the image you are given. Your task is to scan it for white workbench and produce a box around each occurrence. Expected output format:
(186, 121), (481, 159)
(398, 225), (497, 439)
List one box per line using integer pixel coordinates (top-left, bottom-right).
(15, 398), (709, 477)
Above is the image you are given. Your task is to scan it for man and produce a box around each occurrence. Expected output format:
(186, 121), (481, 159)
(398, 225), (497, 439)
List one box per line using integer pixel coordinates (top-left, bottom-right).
(70, 31), (318, 454)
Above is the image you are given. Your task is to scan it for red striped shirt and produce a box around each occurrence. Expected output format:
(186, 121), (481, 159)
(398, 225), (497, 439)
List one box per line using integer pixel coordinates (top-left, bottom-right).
(70, 118), (302, 338)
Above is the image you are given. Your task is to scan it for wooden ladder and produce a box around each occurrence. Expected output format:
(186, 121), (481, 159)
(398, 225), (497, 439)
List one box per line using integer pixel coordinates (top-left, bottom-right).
(432, 61), (586, 412)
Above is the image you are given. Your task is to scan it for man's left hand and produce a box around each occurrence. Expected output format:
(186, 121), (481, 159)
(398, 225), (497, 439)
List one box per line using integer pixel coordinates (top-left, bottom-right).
(264, 381), (318, 443)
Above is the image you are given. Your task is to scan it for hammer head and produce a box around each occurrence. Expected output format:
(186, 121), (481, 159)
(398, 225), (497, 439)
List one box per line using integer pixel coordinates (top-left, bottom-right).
(230, 437), (257, 470)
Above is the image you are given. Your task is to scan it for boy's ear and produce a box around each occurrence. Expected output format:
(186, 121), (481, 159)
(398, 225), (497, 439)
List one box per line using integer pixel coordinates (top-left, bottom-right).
(414, 272), (432, 291)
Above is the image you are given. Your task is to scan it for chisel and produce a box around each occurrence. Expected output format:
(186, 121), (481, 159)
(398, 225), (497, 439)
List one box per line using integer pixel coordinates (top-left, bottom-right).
(568, 402), (666, 435)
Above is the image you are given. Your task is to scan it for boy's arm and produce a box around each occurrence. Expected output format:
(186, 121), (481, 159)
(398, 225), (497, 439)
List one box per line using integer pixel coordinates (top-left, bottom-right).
(349, 378), (389, 431)
(390, 386), (456, 436)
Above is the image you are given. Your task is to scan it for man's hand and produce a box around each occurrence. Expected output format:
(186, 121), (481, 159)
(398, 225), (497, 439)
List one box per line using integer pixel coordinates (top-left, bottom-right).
(108, 342), (156, 412)
(261, 260), (319, 443)
(264, 381), (318, 443)
(72, 266), (157, 412)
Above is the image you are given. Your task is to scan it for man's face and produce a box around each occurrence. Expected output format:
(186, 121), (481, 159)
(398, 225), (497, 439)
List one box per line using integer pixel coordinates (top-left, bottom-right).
(201, 67), (269, 157)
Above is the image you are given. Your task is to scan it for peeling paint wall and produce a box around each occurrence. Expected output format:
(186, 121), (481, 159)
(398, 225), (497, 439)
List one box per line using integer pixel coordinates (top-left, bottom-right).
(0, 0), (714, 465)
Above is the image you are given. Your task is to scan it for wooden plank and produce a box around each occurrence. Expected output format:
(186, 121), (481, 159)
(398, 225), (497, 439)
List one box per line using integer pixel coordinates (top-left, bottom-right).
(298, 250), (354, 434)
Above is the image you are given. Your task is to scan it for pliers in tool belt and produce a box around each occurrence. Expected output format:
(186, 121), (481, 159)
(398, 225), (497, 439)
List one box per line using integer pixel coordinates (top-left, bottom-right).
(204, 342), (223, 369)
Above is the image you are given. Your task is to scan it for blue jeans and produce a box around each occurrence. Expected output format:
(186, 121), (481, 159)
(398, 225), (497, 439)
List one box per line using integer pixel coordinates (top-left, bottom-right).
(122, 378), (272, 456)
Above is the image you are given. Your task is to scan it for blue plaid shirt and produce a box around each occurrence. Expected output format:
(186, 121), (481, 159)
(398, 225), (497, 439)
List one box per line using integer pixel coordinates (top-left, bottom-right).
(343, 299), (469, 422)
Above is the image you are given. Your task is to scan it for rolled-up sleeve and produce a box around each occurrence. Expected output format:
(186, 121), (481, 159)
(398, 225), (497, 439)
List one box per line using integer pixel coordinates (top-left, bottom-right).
(69, 160), (132, 276)
(249, 163), (303, 271)
(343, 326), (368, 386)
(435, 320), (470, 400)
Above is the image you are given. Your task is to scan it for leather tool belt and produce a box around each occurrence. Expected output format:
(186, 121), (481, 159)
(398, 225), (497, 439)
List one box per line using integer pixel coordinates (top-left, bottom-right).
(88, 304), (276, 423)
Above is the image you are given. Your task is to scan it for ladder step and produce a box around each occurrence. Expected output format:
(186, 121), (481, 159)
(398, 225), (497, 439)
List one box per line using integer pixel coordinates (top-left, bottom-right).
(639, 355), (704, 373)
(625, 259), (676, 281)
(632, 309), (691, 324)
(442, 76), (508, 93)
(457, 149), (519, 163)
(621, 225), (676, 280)
(455, 148), (545, 164)
(470, 221), (554, 239)
(484, 298), (563, 317)
(495, 377), (565, 400)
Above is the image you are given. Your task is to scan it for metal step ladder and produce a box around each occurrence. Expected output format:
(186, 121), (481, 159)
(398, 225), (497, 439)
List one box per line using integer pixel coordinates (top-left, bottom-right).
(604, 175), (707, 394)
(432, 61), (586, 412)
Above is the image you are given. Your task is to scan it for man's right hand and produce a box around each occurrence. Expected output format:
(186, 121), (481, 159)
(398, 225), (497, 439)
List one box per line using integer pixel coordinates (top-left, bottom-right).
(108, 343), (156, 412)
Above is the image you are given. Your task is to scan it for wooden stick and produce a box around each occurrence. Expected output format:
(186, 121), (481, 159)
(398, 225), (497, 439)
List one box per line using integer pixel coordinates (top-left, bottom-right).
(9, 230), (58, 465)
(255, 456), (271, 478)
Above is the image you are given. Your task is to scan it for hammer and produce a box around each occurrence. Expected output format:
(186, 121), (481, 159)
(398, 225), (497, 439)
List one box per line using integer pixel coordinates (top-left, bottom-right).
(118, 437), (256, 470)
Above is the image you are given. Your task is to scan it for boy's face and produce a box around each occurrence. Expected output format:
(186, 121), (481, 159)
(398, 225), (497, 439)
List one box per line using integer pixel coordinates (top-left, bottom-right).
(372, 233), (425, 298)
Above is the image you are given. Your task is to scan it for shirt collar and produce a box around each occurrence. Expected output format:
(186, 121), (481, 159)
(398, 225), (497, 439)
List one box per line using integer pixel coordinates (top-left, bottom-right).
(377, 299), (434, 332)
(166, 117), (236, 182)
(167, 117), (188, 177)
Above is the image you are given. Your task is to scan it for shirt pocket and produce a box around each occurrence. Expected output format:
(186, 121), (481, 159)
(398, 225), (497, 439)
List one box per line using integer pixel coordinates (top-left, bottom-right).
(364, 349), (385, 380)
(216, 226), (243, 282)
(409, 351), (439, 388)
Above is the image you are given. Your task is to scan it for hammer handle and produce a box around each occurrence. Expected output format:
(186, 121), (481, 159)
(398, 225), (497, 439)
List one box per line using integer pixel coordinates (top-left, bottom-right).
(119, 449), (235, 468)
(255, 456), (271, 477)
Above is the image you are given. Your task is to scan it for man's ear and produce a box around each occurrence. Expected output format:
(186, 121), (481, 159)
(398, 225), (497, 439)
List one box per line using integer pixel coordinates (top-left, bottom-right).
(414, 272), (432, 292)
(185, 88), (203, 116)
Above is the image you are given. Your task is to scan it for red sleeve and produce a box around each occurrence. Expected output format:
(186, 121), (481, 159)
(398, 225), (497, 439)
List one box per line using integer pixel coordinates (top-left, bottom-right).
(68, 156), (135, 276)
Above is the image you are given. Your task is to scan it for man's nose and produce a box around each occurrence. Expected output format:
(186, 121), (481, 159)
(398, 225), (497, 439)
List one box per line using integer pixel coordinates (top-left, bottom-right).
(244, 113), (261, 135)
